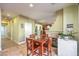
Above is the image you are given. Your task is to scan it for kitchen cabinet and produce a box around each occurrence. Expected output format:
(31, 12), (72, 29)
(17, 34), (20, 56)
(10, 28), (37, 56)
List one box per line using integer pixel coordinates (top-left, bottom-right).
(58, 38), (77, 56)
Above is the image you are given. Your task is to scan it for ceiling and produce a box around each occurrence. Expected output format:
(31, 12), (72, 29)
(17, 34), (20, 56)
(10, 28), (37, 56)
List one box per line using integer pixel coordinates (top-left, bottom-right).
(0, 3), (74, 24)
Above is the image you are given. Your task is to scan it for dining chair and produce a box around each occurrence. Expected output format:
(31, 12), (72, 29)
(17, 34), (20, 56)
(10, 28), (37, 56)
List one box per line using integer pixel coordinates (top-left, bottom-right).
(41, 37), (52, 56)
(26, 38), (33, 56)
(26, 38), (41, 56)
(26, 34), (52, 56)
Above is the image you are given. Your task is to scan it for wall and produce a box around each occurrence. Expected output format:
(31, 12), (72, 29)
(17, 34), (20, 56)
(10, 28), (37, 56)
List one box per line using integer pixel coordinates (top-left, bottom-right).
(63, 5), (78, 40)
(77, 5), (79, 56)
(50, 5), (78, 38)
(18, 16), (35, 43)
(77, 5), (79, 41)
(49, 9), (63, 34)
(9, 16), (35, 44)
(10, 17), (19, 43)
(63, 5), (79, 55)
(0, 8), (1, 51)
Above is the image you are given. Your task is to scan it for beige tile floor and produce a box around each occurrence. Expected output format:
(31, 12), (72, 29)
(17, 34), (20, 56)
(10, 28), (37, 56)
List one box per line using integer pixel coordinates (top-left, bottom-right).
(0, 43), (27, 56)
(1, 38), (19, 50)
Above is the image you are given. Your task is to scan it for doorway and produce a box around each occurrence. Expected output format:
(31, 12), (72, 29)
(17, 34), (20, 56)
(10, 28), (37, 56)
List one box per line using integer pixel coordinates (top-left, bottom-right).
(25, 23), (32, 38)
(1, 23), (8, 39)
(35, 24), (42, 36)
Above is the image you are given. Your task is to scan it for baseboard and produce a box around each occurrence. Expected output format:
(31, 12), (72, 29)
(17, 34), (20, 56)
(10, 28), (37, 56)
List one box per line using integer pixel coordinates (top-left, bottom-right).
(18, 41), (26, 45)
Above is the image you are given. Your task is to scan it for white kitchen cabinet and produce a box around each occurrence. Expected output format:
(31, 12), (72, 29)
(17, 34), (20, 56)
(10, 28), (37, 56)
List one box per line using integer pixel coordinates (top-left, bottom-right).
(58, 38), (77, 56)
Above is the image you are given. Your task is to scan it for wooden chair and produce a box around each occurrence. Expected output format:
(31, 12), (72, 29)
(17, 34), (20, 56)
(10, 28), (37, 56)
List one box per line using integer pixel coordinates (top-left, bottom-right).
(30, 34), (35, 39)
(40, 34), (48, 39)
(26, 38), (33, 56)
(40, 37), (52, 56)
(31, 40), (41, 56)
(26, 38), (41, 56)
(26, 34), (52, 56)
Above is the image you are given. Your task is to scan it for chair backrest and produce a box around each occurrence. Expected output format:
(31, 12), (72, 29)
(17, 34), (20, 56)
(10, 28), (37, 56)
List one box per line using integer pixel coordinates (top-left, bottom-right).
(30, 34), (35, 39)
(40, 34), (48, 39)
(26, 38), (33, 49)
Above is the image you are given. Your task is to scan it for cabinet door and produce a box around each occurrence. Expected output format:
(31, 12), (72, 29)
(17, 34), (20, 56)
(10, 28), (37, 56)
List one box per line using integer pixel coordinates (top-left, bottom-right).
(58, 39), (77, 56)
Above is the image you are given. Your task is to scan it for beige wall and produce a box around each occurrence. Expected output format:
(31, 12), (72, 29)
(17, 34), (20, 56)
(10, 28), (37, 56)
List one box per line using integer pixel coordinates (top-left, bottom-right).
(11, 17), (19, 43)
(63, 5), (78, 40)
(49, 9), (63, 33)
(78, 5), (79, 40)
(77, 5), (79, 56)
(49, 5), (79, 40)
(8, 16), (35, 43)
(0, 8), (1, 51)
(18, 16), (35, 43)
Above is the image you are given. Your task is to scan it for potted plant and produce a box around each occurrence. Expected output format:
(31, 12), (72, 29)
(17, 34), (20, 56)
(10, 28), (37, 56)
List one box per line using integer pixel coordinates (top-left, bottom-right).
(58, 32), (74, 40)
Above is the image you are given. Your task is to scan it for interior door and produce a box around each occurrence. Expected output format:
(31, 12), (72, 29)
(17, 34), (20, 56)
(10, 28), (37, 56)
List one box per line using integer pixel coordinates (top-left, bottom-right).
(25, 23), (32, 38)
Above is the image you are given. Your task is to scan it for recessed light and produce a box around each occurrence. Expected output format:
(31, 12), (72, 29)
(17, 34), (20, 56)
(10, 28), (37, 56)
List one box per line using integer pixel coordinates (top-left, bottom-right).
(29, 4), (34, 7)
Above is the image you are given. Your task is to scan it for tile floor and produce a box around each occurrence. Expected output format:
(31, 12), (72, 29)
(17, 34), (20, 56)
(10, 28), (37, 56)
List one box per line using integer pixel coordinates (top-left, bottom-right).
(1, 38), (19, 50)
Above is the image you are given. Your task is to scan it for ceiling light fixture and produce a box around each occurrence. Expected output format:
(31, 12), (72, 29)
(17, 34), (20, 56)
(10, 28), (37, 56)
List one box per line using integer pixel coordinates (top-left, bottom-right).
(29, 4), (34, 7)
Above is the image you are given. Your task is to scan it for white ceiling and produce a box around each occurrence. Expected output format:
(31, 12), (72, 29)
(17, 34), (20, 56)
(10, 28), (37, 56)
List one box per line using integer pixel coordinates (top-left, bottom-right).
(0, 3), (74, 24)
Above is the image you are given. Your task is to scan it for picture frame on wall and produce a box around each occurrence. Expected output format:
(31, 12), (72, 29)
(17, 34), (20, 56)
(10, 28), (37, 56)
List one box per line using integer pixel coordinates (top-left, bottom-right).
(66, 24), (73, 32)
(67, 24), (73, 28)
